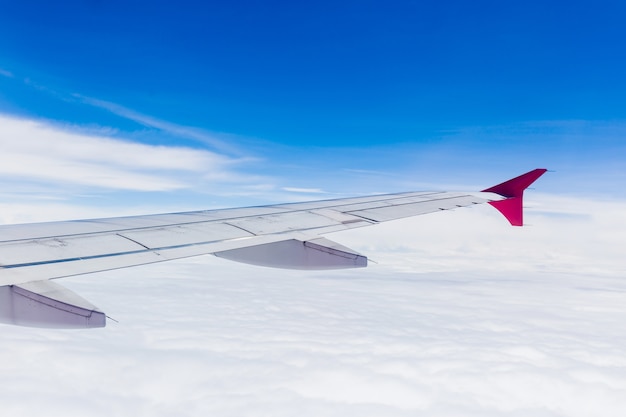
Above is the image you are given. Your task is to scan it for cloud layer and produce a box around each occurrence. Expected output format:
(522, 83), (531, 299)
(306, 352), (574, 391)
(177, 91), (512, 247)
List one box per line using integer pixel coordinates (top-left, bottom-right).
(0, 194), (623, 416)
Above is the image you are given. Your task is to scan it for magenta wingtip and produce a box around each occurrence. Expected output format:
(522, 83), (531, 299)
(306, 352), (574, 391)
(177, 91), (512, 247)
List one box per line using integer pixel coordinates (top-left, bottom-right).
(483, 169), (548, 226)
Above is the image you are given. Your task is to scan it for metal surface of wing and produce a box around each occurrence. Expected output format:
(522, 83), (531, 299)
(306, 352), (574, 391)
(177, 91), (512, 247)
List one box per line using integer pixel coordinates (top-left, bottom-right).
(0, 169), (547, 328)
(0, 191), (493, 287)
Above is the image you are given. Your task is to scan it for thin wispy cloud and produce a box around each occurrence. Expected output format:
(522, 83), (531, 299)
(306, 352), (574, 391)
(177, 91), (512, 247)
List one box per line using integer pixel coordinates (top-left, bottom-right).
(2, 72), (248, 157)
(344, 168), (398, 177)
(75, 95), (243, 156)
(281, 187), (326, 194)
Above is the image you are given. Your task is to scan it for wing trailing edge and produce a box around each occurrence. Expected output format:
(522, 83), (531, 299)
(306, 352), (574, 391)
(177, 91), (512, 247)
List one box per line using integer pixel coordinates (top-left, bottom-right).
(482, 168), (548, 226)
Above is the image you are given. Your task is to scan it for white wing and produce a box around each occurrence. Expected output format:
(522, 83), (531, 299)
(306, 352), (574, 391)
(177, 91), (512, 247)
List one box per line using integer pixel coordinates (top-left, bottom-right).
(0, 169), (547, 329)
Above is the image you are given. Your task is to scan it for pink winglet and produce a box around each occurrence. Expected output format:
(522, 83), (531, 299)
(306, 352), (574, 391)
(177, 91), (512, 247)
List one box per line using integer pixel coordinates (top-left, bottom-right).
(481, 168), (547, 226)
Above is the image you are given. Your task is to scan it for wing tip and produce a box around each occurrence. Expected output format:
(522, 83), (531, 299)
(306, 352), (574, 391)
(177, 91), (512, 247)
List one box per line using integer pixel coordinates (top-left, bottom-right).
(481, 168), (548, 198)
(483, 168), (548, 226)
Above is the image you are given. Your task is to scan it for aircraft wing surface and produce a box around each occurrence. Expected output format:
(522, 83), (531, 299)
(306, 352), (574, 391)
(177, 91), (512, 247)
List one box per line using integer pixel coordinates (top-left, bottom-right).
(0, 169), (547, 329)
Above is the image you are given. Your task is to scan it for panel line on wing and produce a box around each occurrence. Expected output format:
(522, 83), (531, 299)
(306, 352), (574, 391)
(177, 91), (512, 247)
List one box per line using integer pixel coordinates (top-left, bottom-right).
(222, 222), (258, 236)
(337, 212), (380, 223)
(116, 233), (152, 251)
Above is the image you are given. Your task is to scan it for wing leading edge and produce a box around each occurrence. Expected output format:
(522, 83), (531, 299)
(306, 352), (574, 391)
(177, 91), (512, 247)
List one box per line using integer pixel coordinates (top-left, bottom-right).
(0, 169), (546, 328)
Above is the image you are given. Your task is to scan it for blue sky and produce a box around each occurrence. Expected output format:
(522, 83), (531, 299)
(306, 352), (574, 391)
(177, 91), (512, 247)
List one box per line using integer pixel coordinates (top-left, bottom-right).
(1, 0), (625, 212)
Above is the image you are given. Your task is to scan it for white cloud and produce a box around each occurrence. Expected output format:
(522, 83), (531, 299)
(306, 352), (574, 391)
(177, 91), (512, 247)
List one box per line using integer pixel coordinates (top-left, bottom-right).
(0, 192), (624, 416)
(281, 187), (326, 194)
(0, 68), (14, 78)
(0, 114), (238, 192)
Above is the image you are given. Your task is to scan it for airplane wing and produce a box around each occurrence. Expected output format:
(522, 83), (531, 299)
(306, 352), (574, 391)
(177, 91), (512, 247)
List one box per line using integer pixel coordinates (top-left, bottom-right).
(0, 169), (547, 329)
